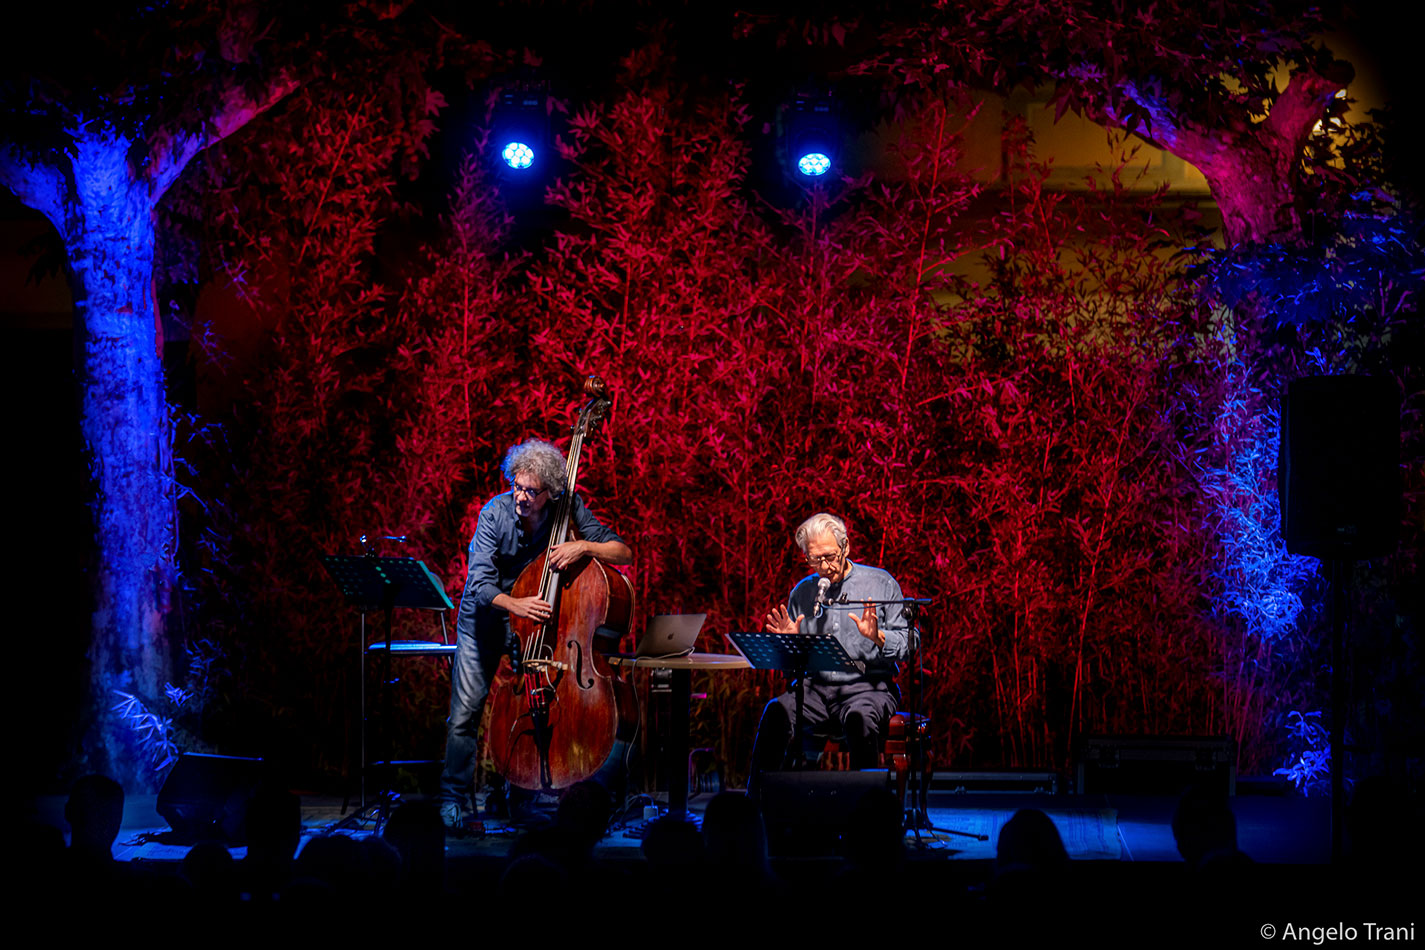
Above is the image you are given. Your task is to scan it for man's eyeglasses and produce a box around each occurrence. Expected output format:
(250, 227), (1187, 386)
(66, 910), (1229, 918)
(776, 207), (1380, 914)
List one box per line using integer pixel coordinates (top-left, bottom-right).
(511, 483), (549, 498)
(805, 552), (843, 567)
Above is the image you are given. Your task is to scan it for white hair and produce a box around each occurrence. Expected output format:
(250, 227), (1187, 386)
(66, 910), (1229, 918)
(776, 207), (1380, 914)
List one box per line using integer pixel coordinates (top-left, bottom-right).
(794, 513), (848, 553)
(502, 439), (567, 494)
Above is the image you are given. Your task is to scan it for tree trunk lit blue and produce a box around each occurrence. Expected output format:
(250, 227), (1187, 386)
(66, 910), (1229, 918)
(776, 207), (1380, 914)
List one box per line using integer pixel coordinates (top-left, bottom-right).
(7, 128), (179, 788)
(74, 132), (178, 788)
(3, 68), (292, 788)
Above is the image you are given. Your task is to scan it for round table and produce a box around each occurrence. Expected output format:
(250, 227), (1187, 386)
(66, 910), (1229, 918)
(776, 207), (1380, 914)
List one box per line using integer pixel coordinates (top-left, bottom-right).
(608, 653), (752, 821)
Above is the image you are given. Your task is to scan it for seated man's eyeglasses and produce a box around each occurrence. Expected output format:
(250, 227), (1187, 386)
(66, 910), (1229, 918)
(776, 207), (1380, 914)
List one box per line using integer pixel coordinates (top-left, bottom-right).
(512, 482), (549, 498)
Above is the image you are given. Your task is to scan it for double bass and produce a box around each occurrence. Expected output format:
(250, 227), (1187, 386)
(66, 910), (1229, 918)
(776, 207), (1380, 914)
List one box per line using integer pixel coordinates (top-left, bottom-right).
(486, 377), (636, 791)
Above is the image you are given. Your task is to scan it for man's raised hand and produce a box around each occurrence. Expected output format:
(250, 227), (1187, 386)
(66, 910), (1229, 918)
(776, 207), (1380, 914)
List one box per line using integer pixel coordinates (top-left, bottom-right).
(850, 604), (883, 647)
(763, 604), (805, 636)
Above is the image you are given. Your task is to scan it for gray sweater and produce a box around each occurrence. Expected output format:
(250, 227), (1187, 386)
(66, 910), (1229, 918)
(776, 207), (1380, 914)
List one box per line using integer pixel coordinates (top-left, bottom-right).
(788, 561), (910, 685)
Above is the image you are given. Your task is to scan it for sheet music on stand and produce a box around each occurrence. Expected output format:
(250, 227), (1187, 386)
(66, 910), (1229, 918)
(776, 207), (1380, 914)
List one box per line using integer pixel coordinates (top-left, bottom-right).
(726, 631), (859, 675)
(320, 555), (454, 612)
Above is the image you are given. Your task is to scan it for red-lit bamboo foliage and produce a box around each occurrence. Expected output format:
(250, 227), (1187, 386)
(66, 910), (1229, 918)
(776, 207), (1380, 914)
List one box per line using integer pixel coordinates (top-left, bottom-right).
(178, 65), (471, 768)
(930, 120), (1231, 768)
(181, 40), (1319, 783)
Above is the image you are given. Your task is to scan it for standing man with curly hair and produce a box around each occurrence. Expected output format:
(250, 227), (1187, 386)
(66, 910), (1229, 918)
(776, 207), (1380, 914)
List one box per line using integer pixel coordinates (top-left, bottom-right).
(439, 439), (632, 832)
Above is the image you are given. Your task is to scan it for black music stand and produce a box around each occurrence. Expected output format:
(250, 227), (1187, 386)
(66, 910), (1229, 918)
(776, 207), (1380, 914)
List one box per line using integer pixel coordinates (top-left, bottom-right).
(322, 554), (453, 831)
(727, 631), (858, 770)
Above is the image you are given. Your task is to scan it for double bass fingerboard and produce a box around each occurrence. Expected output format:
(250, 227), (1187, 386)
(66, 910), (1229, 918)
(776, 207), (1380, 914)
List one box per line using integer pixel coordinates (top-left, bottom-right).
(532, 377), (611, 618)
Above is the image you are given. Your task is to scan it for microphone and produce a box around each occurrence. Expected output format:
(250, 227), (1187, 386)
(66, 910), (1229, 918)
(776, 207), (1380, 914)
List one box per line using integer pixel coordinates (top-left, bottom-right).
(814, 577), (831, 618)
(360, 533), (408, 553)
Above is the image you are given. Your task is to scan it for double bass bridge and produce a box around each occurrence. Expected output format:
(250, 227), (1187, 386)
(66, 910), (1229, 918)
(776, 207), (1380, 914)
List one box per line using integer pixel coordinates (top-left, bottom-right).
(521, 658), (570, 674)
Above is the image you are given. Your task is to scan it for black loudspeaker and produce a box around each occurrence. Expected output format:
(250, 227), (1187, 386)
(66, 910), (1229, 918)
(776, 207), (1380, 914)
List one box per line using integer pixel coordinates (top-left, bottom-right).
(757, 770), (890, 856)
(1280, 375), (1399, 560)
(156, 752), (265, 844)
(1075, 735), (1235, 796)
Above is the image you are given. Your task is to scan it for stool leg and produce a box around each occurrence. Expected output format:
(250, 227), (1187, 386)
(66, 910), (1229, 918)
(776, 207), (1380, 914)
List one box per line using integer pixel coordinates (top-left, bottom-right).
(893, 753), (909, 805)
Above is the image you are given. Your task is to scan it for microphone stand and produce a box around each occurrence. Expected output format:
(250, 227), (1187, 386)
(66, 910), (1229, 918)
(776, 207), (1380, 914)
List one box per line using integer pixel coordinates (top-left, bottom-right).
(831, 594), (986, 847)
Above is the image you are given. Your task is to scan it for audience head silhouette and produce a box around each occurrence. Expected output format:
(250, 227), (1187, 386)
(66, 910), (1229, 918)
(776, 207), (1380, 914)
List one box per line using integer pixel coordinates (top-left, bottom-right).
(995, 807), (1068, 874)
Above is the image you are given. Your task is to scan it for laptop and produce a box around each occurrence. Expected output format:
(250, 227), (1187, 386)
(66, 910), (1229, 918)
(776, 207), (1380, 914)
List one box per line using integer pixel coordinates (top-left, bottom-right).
(633, 613), (707, 658)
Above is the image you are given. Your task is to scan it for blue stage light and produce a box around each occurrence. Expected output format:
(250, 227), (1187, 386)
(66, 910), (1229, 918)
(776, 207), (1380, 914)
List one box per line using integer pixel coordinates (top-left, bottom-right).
(501, 141), (534, 169)
(782, 91), (839, 182)
(796, 152), (832, 177)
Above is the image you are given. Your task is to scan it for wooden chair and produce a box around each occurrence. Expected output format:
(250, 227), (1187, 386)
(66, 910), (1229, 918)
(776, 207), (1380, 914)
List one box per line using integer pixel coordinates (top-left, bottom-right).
(817, 712), (932, 807)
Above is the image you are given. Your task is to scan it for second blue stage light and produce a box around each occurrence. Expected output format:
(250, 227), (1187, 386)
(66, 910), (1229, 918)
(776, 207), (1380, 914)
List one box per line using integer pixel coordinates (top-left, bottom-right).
(501, 141), (535, 169)
(796, 151), (832, 176)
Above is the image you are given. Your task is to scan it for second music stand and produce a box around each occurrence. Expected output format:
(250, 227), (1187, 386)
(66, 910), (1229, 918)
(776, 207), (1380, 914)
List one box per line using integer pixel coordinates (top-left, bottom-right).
(727, 630), (859, 770)
(322, 553), (453, 831)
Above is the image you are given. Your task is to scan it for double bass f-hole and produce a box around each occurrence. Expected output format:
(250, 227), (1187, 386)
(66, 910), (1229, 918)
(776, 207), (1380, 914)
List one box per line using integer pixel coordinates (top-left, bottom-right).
(567, 639), (594, 690)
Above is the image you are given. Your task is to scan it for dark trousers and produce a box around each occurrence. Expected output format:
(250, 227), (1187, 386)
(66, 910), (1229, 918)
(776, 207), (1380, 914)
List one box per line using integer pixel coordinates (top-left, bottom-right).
(750, 680), (899, 779)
